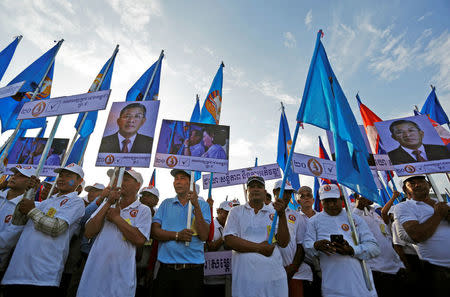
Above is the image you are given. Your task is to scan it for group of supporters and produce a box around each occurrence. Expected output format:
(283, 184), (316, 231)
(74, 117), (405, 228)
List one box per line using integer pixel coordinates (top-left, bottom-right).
(0, 164), (449, 297)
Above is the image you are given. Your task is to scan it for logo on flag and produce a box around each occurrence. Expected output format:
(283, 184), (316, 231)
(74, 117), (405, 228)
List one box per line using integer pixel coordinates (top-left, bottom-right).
(89, 73), (104, 93)
(24, 76), (53, 100)
(307, 158), (323, 176)
(205, 90), (221, 124)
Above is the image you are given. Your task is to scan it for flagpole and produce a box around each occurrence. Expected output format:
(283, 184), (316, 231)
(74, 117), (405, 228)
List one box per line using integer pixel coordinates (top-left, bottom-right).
(46, 45), (119, 199)
(186, 171), (195, 246)
(268, 121), (301, 244)
(0, 39), (64, 170)
(142, 50), (164, 101)
(342, 187), (374, 291)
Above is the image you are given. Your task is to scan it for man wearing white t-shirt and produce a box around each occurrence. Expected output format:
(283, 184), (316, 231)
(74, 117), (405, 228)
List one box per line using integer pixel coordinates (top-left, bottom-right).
(272, 180), (309, 297)
(1, 163), (85, 297)
(224, 175), (290, 297)
(0, 166), (38, 274)
(77, 169), (151, 297)
(304, 184), (380, 297)
(393, 175), (450, 297)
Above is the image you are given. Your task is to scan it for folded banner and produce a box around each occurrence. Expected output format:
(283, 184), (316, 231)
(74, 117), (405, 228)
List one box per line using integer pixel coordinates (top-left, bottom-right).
(202, 163), (281, 189)
(291, 152), (382, 189)
(204, 251), (232, 276)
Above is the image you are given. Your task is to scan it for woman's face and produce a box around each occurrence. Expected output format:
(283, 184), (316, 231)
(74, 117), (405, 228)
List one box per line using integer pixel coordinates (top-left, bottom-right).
(203, 131), (213, 148)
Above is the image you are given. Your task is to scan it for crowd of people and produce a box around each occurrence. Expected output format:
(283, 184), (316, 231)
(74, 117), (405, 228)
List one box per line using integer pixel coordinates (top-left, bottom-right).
(0, 164), (449, 297)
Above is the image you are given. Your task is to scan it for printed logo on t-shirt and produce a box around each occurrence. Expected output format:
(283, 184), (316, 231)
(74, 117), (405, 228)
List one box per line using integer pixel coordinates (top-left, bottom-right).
(4, 214), (12, 223)
(269, 213), (274, 221)
(130, 209), (138, 217)
(60, 198), (69, 207)
(47, 207), (57, 218)
(288, 214), (296, 224)
(341, 224), (349, 231)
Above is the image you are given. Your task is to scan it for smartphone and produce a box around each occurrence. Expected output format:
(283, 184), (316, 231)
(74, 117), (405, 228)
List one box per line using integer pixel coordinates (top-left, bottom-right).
(330, 234), (344, 244)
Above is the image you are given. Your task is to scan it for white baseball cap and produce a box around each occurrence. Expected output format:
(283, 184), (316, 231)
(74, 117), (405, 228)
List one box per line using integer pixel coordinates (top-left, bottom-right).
(85, 183), (105, 192)
(54, 163), (84, 179)
(11, 165), (35, 178)
(400, 175), (426, 185)
(140, 186), (159, 198)
(125, 169), (143, 185)
(218, 200), (234, 212)
(318, 184), (342, 200)
(273, 180), (295, 192)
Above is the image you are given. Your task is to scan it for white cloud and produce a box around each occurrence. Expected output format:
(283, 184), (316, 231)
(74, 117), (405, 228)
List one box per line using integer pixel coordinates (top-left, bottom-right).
(283, 32), (296, 48)
(257, 79), (297, 105)
(230, 138), (253, 158)
(108, 0), (162, 32)
(203, 47), (214, 56)
(418, 12), (432, 22)
(305, 9), (312, 29)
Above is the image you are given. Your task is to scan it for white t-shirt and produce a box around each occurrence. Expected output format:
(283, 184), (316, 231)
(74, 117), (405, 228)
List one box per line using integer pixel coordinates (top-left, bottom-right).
(353, 206), (404, 274)
(391, 218), (417, 255)
(394, 199), (450, 268)
(2, 192), (84, 286)
(304, 211), (379, 297)
(0, 190), (24, 270)
(223, 203), (288, 297)
(77, 199), (151, 297)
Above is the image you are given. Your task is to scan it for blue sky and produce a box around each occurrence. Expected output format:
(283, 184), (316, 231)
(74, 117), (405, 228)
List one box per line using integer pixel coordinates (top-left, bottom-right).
(0, 0), (449, 205)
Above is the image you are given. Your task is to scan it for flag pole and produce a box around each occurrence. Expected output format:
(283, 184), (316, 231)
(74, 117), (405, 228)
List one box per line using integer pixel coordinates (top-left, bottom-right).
(268, 121), (301, 244)
(342, 187), (374, 291)
(46, 45), (119, 199)
(0, 39), (64, 170)
(186, 171), (195, 246)
(142, 50), (164, 101)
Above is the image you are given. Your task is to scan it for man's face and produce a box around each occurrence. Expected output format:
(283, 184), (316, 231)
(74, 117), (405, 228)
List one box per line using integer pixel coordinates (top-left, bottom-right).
(173, 173), (190, 195)
(140, 192), (159, 208)
(7, 172), (30, 191)
(121, 173), (141, 197)
(404, 178), (431, 199)
(391, 123), (424, 149)
(322, 198), (342, 216)
(117, 107), (146, 137)
(87, 189), (103, 202)
(203, 131), (213, 148)
(216, 208), (229, 225)
(247, 181), (266, 203)
(298, 188), (314, 208)
(56, 170), (81, 194)
(189, 130), (202, 145)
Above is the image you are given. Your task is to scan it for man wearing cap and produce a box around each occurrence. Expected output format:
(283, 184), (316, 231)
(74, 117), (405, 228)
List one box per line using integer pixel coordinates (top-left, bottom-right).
(140, 186), (159, 216)
(272, 180), (311, 297)
(393, 175), (450, 296)
(223, 175), (290, 297)
(151, 169), (211, 297)
(1, 163), (85, 297)
(83, 183), (105, 206)
(304, 184), (380, 297)
(76, 169), (151, 297)
(353, 194), (405, 297)
(0, 166), (38, 275)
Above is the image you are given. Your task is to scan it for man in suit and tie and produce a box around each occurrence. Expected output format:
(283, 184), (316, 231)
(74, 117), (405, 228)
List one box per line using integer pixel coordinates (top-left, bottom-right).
(99, 103), (153, 154)
(387, 120), (450, 165)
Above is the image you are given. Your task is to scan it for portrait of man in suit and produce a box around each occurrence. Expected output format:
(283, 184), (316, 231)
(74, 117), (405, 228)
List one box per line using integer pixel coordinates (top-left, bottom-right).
(99, 103), (153, 154)
(387, 119), (450, 165)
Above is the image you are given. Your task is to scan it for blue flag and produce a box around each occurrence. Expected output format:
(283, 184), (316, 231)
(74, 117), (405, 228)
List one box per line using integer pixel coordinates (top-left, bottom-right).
(0, 43), (59, 132)
(0, 36), (21, 82)
(75, 51), (117, 138)
(420, 87), (449, 126)
(199, 63), (224, 124)
(313, 176), (322, 212)
(66, 135), (89, 165)
(296, 31), (380, 204)
(126, 53), (163, 101)
(277, 108), (301, 191)
(190, 97), (201, 122)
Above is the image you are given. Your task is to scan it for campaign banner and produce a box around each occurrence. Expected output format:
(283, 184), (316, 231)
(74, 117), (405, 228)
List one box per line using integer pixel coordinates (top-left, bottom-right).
(204, 251), (232, 276)
(6, 137), (69, 176)
(96, 100), (160, 167)
(374, 115), (450, 176)
(154, 120), (230, 173)
(202, 163), (281, 189)
(0, 81), (25, 99)
(291, 152), (382, 189)
(17, 89), (111, 120)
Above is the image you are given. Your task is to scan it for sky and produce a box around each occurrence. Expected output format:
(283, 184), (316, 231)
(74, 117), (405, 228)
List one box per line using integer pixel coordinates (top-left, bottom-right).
(0, 0), (449, 207)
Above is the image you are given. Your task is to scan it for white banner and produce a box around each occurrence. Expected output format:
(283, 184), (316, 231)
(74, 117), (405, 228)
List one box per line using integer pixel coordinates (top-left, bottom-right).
(96, 153), (152, 168)
(202, 163), (281, 189)
(292, 152), (382, 189)
(17, 89), (111, 119)
(154, 153), (228, 174)
(373, 154), (395, 171)
(5, 164), (59, 177)
(393, 160), (450, 176)
(204, 251), (232, 276)
(0, 81), (25, 99)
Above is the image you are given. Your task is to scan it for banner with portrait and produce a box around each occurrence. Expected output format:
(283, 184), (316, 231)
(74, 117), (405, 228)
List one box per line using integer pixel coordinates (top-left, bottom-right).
(374, 115), (450, 176)
(96, 100), (160, 167)
(6, 137), (69, 176)
(154, 120), (229, 173)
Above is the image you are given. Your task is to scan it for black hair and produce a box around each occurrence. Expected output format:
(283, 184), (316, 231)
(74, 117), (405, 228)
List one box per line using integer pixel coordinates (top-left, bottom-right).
(119, 103), (147, 117)
(204, 127), (227, 146)
(389, 120), (421, 134)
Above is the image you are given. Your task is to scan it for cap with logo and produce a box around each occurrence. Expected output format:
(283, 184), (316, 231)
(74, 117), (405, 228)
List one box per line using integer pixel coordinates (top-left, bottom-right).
(218, 200), (234, 212)
(85, 183), (105, 192)
(273, 179), (295, 192)
(318, 184), (341, 200)
(54, 163), (84, 179)
(140, 186), (160, 198)
(11, 165), (35, 178)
